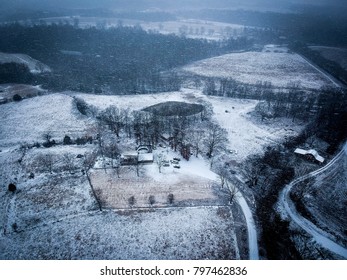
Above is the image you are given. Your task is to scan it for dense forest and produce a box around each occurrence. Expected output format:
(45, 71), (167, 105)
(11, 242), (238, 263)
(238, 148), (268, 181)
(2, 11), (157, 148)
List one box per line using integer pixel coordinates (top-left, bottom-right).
(0, 23), (253, 93)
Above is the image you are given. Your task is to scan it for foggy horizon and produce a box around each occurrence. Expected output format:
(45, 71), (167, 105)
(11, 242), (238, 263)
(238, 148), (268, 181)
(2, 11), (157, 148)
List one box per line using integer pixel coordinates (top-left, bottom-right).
(1, 0), (347, 12)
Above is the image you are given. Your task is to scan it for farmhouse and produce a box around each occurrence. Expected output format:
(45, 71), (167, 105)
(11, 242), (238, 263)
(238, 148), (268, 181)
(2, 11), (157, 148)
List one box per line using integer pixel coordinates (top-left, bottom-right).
(294, 148), (325, 163)
(160, 133), (173, 142)
(120, 151), (138, 165)
(120, 150), (154, 165)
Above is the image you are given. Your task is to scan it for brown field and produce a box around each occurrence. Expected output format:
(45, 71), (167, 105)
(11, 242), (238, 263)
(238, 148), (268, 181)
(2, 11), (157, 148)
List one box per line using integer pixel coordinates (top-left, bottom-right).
(89, 166), (228, 209)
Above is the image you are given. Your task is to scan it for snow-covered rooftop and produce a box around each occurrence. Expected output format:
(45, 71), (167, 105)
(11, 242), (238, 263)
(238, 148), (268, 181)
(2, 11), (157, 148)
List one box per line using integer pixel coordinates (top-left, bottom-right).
(294, 148), (325, 163)
(138, 153), (154, 162)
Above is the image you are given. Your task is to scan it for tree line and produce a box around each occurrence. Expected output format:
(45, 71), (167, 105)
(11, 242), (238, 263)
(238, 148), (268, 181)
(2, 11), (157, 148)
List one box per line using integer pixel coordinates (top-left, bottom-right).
(0, 23), (253, 94)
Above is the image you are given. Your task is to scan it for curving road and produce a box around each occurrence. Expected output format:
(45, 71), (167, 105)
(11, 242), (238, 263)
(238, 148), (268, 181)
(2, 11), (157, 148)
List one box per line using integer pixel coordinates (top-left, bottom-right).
(280, 142), (347, 259)
(234, 192), (259, 260)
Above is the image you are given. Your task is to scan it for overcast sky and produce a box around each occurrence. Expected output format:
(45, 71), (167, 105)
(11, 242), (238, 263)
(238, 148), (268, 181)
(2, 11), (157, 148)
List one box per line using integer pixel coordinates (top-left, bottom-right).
(1, 0), (347, 11)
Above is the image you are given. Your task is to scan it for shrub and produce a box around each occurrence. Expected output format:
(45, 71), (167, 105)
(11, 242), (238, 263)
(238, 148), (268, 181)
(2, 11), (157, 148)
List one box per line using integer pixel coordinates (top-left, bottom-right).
(168, 193), (174, 204)
(149, 195), (155, 205)
(8, 183), (16, 192)
(63, 135), (72, 145)
(13, 94), (23, 102)
(128, 196), (136, 207)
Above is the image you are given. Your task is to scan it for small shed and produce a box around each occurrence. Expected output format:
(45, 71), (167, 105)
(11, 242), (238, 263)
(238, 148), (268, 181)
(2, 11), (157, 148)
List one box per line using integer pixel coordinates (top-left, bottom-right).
(120, 152), (138, 165)
(160, 133), (173, 142)
(294, 148), (325, 163)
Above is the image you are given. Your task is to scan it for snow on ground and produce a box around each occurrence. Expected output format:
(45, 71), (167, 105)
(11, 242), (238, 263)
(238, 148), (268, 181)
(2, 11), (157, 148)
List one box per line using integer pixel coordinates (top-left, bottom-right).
(298, 148), (347, 246)
(279, 143), (347, 259)
(141, 19), (245, 41)
(39, 17), (245, 41)
(0, 206), (238, 259)
(0, 93), (95, 147)
(90, 148), (228, 209)
(201, 94), (303, 162)
(70, 88), (303, 162)
(0, 52), (51, 74)
(67, 90), (190, 111)
(0, 84), (46, 103)
(182, 51), (336, 89)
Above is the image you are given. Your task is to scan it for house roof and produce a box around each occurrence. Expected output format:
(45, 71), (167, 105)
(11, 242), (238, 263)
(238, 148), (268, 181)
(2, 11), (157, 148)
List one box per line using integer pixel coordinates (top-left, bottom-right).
(138, 153), (154, 162)
(121, 151), (138, 158)
(294, 148), (325, 163)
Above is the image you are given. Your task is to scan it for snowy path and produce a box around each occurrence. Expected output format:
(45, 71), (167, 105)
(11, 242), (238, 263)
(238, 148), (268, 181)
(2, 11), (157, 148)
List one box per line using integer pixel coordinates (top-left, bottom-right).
(280, 142), (347, 259)
(178, 158), (259, 260)
(234, 193), (259, 260)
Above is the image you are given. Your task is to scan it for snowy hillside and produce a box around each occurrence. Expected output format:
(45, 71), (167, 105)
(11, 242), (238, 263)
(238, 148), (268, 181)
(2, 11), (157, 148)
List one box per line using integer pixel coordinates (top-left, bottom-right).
(0, 94), (94, 147)
(0, 52), (51, 74)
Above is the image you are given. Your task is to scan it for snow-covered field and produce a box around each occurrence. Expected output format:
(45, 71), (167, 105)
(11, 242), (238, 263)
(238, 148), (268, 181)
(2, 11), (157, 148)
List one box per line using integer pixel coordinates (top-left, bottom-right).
(182, 50), (336, 89)
(203, 95), (304, 162)
(0, 52), (51, 74)
(0, 206), (238, 259)
(141, 19), (245, 40)
(0, 83), (304, 259)
(0, 93), (95, 147)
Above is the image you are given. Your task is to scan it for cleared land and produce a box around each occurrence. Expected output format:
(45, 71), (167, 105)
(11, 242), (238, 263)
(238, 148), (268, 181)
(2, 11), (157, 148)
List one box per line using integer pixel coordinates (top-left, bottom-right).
(183, 51), (336, 89)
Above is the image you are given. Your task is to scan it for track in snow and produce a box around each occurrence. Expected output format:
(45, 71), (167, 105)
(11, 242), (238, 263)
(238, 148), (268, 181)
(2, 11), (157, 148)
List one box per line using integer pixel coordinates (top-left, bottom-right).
(280, 142), (347, 259)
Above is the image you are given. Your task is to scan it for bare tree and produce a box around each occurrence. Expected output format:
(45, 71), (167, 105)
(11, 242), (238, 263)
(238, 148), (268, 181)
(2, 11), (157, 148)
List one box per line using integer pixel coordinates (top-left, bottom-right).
(167, 193), (174, 204)
(226, 180), (239, 205)
(186, 127), (205, 157)
(156, 153), (166, 173)
(18, 143), (28, 165)
(204, 123), (228, 159)
(62, 153), (75, 174)
(42, 132), (52, 143)
(216, 164), (229, 188)
(135, 157), (142, 177)
(99, 106), (124, 137)
(242, 156), (263, 187)
(83, 150), (98, 172)
(37, 154), (55, 173)
(128, 196), (136, 207)
(149, 195), (155, 206)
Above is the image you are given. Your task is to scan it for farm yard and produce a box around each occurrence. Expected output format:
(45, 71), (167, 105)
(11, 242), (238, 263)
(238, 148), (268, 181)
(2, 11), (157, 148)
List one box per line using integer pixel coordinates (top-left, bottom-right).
(90, 162), (228, 209)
